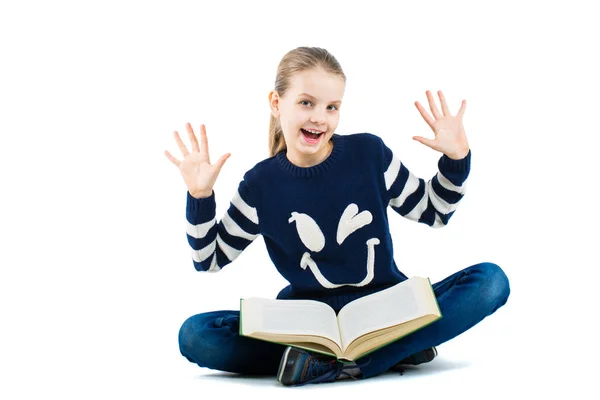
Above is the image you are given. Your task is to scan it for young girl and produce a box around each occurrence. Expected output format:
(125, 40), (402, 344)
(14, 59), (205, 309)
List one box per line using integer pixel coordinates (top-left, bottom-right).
(164, 46), (510, 386)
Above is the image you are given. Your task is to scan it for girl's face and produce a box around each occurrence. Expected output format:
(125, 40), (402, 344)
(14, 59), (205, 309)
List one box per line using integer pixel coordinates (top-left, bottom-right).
(269, 67), (345, 167)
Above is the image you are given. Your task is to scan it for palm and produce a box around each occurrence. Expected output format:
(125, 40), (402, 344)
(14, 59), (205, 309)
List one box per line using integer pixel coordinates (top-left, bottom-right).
(164, 123), (231, 197)
(179, 152), (218, 195)
(413, 90), (470, 160)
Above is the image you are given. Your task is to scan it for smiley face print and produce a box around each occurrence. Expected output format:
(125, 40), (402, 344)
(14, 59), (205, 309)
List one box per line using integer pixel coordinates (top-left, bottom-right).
(288, 203), (380, 289)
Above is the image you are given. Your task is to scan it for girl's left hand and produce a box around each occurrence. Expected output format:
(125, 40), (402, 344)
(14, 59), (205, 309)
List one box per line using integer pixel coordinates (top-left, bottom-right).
(412, 90), (470, 160)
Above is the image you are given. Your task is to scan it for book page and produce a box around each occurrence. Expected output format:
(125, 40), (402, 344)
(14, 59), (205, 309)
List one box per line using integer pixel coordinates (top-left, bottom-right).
(241, 298), (342, 347)
(337, 277), (437, 350)
(345, 314), (439, 360)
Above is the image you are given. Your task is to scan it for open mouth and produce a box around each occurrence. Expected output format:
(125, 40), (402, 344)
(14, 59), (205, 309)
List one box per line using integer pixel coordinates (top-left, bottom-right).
(301, 128), (324, 143)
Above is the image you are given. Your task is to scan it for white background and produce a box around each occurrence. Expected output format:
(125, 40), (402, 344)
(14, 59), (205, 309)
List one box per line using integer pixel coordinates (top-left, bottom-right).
(1, 0), (598, 398)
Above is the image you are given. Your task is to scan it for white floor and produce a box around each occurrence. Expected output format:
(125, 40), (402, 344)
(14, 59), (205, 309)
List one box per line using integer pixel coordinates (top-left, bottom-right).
(105, 335), (588, 399)
(164, 323), (588, 399)
(3, 278), (593, 399)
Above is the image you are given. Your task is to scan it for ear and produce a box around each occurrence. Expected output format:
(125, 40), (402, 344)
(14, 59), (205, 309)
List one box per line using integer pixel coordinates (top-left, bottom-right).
(268, 90), (281, 118)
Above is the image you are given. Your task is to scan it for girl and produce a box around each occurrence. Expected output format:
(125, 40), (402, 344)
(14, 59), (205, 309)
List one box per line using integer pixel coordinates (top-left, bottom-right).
(164, 46), (510, 386)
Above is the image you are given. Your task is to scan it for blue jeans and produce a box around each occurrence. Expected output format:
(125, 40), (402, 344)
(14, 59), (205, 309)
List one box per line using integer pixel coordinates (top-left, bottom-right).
(178, 262), (510, 379)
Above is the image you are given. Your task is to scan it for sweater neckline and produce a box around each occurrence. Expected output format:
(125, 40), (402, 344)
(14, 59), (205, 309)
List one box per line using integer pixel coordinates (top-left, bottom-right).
(275, 133), (343, 178)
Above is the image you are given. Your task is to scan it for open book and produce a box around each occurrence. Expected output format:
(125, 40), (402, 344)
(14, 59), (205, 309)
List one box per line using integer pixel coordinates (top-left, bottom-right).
(239, 276), (441, 361)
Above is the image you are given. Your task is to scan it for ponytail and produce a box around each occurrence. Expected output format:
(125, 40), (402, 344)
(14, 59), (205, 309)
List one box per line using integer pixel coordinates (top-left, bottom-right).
(268, 113), (286, 157)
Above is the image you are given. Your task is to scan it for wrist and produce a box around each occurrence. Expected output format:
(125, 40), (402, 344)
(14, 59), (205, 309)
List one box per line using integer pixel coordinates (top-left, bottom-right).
(191, 190), (213, 199)
(446, 148), (470, 160)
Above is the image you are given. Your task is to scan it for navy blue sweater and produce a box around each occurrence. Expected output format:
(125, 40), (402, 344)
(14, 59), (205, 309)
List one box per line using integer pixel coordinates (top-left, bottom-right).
(186, 133), (471, 312)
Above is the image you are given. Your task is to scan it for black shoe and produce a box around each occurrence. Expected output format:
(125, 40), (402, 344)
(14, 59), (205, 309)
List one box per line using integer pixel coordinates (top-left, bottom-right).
(389, 347), (438, 372)
(277, 347), (362, 386)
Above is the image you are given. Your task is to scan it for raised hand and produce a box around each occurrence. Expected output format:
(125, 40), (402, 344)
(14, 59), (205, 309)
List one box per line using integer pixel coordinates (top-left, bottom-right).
(164, 123), (231, 199)
(412, 90), (470, 160)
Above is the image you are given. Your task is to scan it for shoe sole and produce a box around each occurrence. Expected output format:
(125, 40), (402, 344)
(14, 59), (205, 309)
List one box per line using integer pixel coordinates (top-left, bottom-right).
(277, 346), (293, 383)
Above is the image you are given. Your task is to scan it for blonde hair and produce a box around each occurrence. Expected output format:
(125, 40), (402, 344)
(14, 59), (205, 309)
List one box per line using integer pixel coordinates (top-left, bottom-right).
(268, 47), (346, 157)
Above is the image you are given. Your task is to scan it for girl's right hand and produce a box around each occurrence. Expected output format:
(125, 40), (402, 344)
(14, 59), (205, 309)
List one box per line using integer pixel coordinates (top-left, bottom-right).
(164, 123), (231, 199)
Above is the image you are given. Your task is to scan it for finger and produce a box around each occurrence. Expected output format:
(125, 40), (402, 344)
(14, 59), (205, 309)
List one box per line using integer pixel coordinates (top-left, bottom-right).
(413, 135), (436, 150)
(173, 130), (190, 157)
(438, 90), (450, 116)
(457, 99), (467, 118)
(198, 124), (210, 158)
(164, 150), (181, 167)
(186, 122), (200, 153)
(214, 153), (231, 173)
(426, 90), (442, 119)
(414, 101), (435, 130)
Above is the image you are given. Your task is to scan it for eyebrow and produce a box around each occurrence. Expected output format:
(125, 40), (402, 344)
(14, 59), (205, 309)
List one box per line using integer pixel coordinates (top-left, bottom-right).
(297, 93), (342, 105)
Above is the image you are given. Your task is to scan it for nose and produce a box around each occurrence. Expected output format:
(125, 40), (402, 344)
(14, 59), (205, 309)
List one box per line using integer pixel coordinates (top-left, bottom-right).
(310, 107), (327, 126)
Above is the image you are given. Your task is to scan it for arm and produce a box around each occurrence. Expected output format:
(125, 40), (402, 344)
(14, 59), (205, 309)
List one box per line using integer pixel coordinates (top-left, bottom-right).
(382, 140), (471, 228)
(185, 175), (260, 272)
(383, 90), (472, 228)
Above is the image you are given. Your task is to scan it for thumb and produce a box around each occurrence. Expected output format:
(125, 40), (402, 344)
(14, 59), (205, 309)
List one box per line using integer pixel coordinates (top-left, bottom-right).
(214, 153), (231, 173)
(413, 136), (435, 149)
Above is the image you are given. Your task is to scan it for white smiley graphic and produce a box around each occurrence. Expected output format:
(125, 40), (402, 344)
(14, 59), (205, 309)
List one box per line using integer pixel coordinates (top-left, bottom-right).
(288, 203), (380, 289)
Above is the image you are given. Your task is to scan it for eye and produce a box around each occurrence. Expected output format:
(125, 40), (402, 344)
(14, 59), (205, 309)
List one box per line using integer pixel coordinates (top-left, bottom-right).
(300, 100), (338, 111)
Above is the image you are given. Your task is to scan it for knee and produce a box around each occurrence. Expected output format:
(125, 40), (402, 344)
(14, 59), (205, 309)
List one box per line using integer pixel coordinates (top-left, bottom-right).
(178, 312), (240, 368)
(474, 262), (510, 313)
(178, 315), (201, 361)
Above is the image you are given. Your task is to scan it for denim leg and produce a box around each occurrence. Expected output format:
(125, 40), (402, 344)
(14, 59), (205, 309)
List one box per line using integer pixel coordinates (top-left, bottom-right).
(178, 310), (288, 374)
(357, 262), (511, 379)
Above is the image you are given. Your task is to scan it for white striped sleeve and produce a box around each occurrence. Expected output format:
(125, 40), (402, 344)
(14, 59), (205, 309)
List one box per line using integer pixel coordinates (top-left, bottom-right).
(185, 176), (260, 272)
(382, 140), (471, 228)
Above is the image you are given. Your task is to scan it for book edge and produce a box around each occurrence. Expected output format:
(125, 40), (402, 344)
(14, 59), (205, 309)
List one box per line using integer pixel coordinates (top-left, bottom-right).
(348, 313), (443, 360)
(343, 277), (442, 360)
